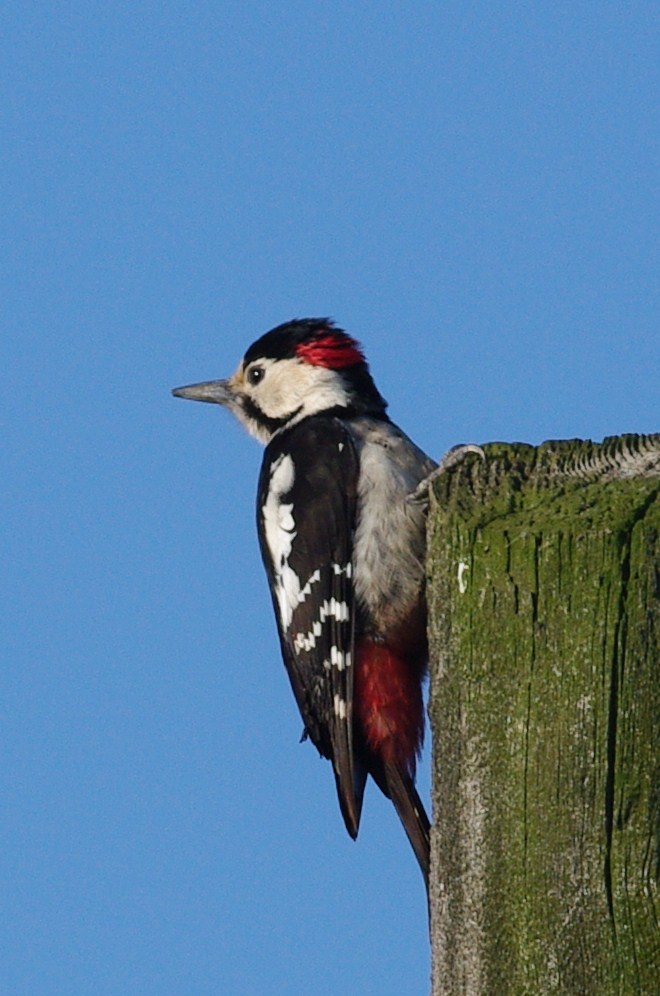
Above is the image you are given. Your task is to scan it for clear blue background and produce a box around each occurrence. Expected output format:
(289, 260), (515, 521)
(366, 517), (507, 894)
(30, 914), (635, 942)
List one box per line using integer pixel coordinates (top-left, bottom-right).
(3, 4), (658, 994)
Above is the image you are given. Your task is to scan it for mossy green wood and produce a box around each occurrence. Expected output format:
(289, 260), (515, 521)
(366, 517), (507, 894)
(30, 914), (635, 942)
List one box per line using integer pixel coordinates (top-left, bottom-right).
(427, 435), (660, 996)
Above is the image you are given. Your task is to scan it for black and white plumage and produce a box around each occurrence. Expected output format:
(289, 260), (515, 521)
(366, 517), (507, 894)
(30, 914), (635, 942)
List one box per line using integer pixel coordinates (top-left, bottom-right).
(257, 418), (359, 832)
(172, 318), (436, 891)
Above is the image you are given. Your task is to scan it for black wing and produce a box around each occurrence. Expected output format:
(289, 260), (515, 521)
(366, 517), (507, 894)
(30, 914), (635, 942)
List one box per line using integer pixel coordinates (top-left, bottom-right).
(256, 416), (365, 836)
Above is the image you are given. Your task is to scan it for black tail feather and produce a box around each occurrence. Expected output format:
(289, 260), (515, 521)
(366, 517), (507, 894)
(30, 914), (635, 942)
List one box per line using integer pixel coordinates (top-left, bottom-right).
(383, 762), (430, 893)
(333, 757), (368, 840)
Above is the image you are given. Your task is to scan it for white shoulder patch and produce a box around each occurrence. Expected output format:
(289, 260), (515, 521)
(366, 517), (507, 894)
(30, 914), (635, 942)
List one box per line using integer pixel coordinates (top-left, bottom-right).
(262, 454), (302, 628)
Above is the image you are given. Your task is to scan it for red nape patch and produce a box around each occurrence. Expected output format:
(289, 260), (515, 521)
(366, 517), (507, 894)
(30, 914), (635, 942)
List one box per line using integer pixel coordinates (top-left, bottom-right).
(354, 640), (424, 772)
(295, 332), (364, 369)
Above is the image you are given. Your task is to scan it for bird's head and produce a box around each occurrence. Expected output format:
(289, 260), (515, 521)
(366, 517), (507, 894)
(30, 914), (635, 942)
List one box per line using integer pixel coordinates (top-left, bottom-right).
(172, 318), (388, 443)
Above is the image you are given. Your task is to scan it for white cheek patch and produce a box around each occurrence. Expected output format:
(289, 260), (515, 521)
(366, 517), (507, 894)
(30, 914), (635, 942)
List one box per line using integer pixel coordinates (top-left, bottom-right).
(255, 361), (352, 430)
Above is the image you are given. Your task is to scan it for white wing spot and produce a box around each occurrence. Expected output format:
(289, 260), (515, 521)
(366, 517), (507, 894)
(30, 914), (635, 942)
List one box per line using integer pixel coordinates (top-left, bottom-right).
(296, 569), (321, 606)
(333, 694), (347, 720)
(293, 619), (322, 653)
(330, 645), (351, 671)
(292, 598), (351, 654)
(321, 598), (349, 622)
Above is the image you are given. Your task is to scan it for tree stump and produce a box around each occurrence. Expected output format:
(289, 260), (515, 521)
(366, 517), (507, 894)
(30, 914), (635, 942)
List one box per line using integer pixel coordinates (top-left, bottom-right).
(427, 434), (660, 995)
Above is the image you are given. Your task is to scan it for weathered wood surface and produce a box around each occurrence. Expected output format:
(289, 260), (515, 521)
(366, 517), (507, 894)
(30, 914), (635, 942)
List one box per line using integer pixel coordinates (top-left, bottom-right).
(427, 434), (660, 995)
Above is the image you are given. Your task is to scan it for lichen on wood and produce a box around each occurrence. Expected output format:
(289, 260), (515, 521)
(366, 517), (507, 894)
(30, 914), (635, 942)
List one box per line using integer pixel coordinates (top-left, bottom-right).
(427, 434), (660, 996)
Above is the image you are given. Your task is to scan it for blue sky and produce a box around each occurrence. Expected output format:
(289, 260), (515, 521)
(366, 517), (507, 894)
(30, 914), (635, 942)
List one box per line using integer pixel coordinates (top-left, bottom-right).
(3, 3), (658, 994)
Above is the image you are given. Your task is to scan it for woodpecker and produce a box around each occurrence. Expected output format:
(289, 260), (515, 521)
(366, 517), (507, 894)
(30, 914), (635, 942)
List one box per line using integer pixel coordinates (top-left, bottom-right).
(172, 318), (436, 890)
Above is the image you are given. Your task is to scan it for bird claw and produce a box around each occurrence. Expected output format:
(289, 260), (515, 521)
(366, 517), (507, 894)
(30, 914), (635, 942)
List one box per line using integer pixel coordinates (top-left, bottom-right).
(407, 444), (485, 505)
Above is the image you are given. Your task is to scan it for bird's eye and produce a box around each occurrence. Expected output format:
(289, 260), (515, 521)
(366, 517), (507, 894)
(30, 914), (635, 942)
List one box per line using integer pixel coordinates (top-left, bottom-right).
(247, 365), (265, 386)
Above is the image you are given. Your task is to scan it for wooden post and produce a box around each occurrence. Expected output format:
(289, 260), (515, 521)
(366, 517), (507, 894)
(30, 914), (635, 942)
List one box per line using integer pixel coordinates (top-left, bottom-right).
(427, 434), (660, 995)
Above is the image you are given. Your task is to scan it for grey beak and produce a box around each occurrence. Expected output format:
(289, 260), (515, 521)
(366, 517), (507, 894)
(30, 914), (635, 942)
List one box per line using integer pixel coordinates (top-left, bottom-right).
(171, 379), (232, 405)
